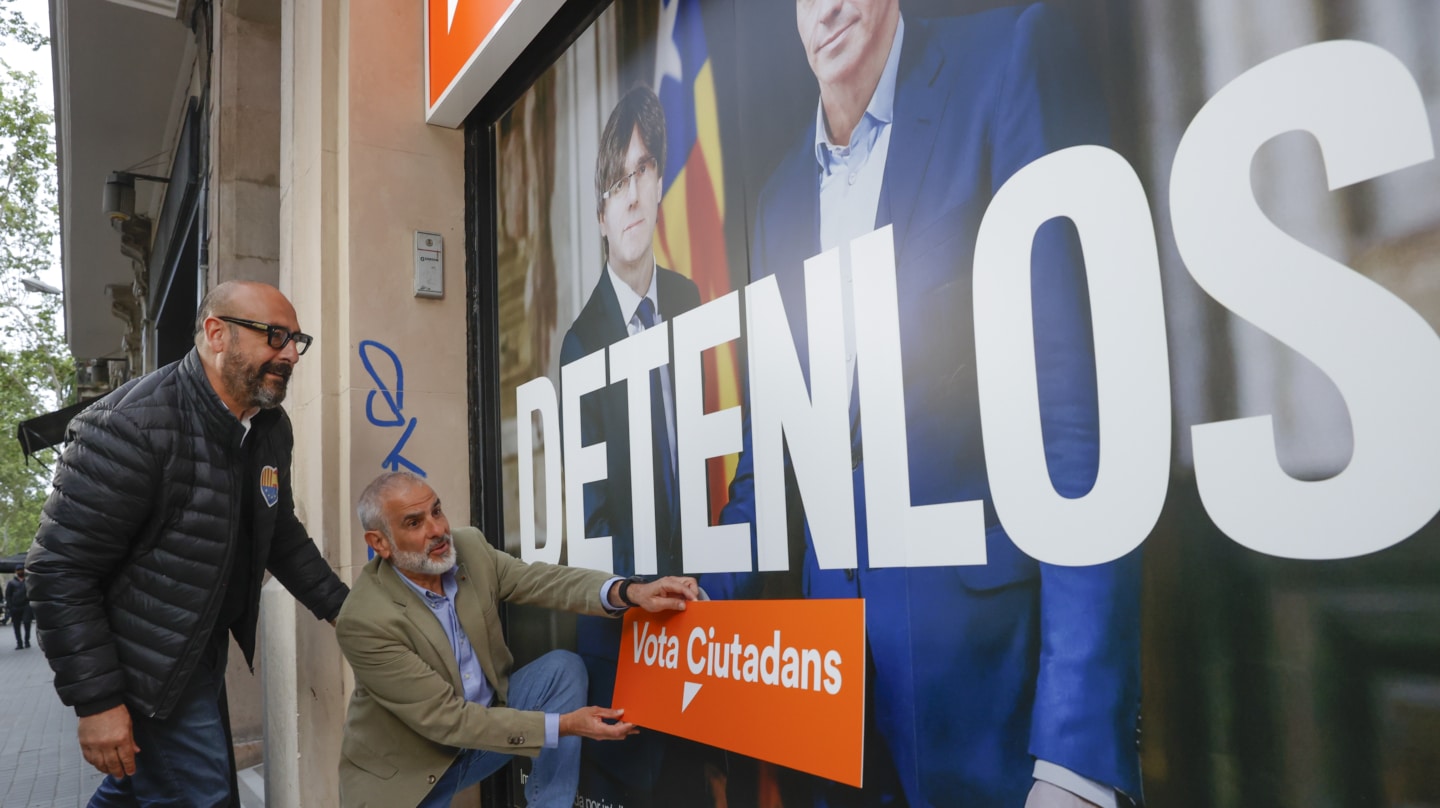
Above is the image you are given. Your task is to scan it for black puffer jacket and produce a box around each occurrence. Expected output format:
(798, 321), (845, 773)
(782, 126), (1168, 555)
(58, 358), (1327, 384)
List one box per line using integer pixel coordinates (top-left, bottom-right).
(27, 350), (348, 719)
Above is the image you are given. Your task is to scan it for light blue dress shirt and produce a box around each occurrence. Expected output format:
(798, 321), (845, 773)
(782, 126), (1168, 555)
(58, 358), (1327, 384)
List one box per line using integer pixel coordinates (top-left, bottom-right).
(393, 566), (627, 750)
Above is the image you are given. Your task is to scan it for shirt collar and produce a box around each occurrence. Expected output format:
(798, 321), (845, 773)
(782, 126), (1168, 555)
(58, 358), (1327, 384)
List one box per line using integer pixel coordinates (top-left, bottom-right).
(391, 563), (458, 602)
(605, 261), (661, 326)
(813, 14), (904, 173)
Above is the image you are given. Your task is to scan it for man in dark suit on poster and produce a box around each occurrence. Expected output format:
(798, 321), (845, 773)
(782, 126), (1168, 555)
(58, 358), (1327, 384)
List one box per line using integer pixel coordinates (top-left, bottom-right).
(558, 85), (707, 804)
(709, 1), (1143, 806)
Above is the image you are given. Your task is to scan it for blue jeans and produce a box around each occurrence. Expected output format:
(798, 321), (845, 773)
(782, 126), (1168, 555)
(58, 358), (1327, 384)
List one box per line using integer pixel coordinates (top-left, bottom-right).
(417, 650), (587, 808)
(87, 654), (233, 808)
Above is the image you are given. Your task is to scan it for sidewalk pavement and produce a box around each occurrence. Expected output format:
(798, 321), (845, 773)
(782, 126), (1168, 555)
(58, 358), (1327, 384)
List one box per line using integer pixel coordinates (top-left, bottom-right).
(0, 636), (104, 807)
(0, 638), (268, 807)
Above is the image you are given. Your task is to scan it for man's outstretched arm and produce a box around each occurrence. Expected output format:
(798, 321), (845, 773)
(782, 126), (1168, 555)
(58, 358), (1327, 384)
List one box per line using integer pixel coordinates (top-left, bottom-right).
(604, 575), (700, 612)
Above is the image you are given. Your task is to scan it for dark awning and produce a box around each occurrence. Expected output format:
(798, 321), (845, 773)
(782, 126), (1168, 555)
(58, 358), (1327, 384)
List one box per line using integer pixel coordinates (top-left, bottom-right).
(0, 553), (27, 573)
(15, 398), (97, 460)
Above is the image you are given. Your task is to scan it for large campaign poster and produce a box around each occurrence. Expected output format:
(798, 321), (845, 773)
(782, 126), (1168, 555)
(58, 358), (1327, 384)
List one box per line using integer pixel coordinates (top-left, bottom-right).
(490, 0), (1440, 806)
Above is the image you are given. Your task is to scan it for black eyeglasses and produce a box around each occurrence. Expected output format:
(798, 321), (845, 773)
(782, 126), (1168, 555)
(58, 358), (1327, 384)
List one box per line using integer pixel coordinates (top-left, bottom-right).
(217, 316), (314, 355)
(602, 156), (658, 201)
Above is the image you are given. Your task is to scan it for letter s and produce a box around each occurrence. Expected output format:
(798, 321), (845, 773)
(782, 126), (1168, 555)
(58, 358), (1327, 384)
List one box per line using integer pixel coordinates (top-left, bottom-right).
(1172, 41), (1440, 559)
(822, 650), (842, 695)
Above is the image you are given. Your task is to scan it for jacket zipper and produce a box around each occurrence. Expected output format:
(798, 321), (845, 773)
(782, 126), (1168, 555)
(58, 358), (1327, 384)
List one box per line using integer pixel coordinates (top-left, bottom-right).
(149, 435), (242, 717)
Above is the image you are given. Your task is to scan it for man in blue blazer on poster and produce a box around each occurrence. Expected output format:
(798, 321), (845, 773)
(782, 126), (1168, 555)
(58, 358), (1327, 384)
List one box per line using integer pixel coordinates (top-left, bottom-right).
(559, 85), (706, 804)
(708, 2), (1142, 806)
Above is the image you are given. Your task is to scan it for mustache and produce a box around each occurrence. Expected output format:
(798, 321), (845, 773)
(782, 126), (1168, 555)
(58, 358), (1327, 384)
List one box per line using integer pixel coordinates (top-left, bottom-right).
(259, 361), (292, 380)
(427, 534), (452, 553)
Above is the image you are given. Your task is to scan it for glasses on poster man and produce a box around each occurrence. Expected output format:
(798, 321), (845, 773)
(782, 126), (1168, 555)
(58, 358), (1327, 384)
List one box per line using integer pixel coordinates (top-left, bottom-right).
(603, 156), (659, 202)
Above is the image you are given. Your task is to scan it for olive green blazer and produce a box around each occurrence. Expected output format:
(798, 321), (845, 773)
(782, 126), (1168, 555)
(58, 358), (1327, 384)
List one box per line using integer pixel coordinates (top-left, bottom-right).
(335, 526), (614, 808)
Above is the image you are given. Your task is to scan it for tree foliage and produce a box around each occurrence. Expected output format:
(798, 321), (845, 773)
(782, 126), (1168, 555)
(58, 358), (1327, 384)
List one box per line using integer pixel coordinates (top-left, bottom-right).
(0, 3), (67, 557)
(0, 0), (46, 52)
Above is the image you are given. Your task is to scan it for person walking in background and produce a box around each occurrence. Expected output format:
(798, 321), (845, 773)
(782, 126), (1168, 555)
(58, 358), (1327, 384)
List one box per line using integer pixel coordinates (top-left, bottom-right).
(5, 568), (32, 649)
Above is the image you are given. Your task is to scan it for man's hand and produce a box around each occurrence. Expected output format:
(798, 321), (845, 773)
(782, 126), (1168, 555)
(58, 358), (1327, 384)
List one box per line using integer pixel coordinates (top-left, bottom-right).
(1025, 780), (1103, 808)
(559, 706), (640, 741)
(623, 576), (700, 612)
(78, 704), (141, 779)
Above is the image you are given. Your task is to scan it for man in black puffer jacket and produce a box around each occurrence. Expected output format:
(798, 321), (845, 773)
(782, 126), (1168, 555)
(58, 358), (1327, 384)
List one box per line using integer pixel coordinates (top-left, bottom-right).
(27, 280), (349, 807)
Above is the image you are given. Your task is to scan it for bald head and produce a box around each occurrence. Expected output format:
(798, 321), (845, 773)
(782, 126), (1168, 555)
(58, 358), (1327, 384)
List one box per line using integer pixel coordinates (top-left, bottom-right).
(194, 281), (297, 349)
(194, 281), (305, 415)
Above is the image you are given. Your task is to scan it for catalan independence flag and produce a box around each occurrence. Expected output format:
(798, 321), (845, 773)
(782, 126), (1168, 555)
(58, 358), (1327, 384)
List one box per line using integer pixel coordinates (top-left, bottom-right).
(653, 0), (739, 522)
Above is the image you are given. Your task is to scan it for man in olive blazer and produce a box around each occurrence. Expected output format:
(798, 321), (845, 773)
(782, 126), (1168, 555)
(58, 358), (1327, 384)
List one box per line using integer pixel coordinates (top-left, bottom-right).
(336, 471), (698, 808)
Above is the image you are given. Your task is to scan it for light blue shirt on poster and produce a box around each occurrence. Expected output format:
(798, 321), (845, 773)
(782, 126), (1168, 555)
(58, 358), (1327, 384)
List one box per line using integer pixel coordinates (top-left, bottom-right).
(812, 15), (903, 395)
(809, 14), (1117, 808)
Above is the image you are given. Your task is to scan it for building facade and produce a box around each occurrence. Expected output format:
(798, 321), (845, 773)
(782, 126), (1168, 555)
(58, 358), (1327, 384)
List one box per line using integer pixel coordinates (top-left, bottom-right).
(47, 0), (1440, 806)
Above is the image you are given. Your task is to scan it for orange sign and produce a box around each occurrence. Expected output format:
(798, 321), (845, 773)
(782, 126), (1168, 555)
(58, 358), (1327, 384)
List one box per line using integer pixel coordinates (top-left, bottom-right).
(612, 599), (866, 787)
(425, 0), (566, 127)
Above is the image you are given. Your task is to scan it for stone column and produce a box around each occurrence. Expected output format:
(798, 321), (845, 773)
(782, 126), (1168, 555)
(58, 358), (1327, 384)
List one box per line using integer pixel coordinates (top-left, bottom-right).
(269, 0), (347, 804)
(211, 0), (285, 777)
(271, 0), (469, 804)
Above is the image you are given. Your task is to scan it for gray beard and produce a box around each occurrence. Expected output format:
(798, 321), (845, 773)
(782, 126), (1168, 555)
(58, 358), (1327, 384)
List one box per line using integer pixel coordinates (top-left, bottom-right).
(389, 534), (457, 576)
(221, 343), (290, 410)
(251, 374), (287, 408)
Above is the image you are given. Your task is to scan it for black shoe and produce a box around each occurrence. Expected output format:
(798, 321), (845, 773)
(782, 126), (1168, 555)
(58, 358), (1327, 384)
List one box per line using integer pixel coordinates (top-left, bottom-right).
(23, 641), (30, 648)
(13, 645), (21, 650)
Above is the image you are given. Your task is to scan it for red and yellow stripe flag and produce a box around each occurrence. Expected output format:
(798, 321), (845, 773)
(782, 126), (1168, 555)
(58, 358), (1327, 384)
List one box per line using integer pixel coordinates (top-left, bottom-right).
(652, 0), (740, 522)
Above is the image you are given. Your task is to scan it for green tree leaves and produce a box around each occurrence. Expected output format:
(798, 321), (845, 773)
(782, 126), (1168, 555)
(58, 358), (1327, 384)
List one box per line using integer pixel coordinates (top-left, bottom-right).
(0, 0), (47, 52)
(0, 1), (68, 557)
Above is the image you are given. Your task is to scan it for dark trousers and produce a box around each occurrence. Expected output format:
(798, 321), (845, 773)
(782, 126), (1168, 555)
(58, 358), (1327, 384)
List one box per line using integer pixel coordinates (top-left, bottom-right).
(10, 608), (31, 646)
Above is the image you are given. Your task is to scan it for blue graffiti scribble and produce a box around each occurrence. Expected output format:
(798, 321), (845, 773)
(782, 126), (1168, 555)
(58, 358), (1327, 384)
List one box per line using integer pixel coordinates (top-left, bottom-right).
(382, 419), (425, 476)
(359, 339), (426, 477)
(360, 340), (427, 560)
(361, 340), (407, 427)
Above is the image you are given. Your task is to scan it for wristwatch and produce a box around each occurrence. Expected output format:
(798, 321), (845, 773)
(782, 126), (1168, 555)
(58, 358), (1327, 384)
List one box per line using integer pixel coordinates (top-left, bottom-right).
(617, 575), (648, 607)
